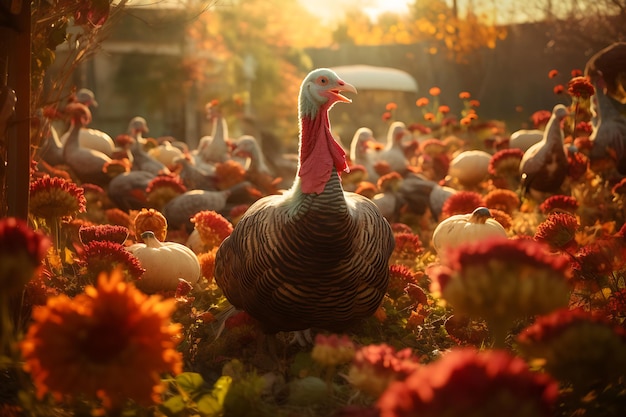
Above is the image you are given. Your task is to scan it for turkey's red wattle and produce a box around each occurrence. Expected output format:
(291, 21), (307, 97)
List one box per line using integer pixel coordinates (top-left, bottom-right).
(298, 114), (348, 194)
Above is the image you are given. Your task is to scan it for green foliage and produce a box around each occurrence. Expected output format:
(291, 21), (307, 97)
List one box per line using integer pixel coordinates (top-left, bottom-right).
(160, 372), (231, 417)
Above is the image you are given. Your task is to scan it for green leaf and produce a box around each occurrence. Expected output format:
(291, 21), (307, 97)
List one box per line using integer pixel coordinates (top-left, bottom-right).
(196, 395), (223, 416)
(162, 395), (186, 414)
(176, 372), (205, 394)
(212, 376), (232, 405)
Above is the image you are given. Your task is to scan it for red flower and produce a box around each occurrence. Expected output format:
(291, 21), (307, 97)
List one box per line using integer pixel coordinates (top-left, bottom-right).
(531, 110), (552, 128)
(79, 225), (129, 245)
(387, 264), (419, 299)
(440, 191), (485, 219)
(517, 308), (626, 390)
(539, 195), (579, 215)
(348, 343), (420, 397)
(382, 111), (392, 121)
(553, 84), (565, 95)
(484, 189), (520, 214)
(469, 99), (480, 107)
(488, 148), (524, 176)
(548, 69), (559, 79)
(391, 232), (423, 266)
(29, 175), (87, 220)
(534, 212), (579, 252)
(458, 91), (471, 99)
(567, 76), (595, 98)
(386, 102), (398, 111)
(82, 241), (145, 284)
(377, 348), (558, 417)
(0, 218), (51, 294)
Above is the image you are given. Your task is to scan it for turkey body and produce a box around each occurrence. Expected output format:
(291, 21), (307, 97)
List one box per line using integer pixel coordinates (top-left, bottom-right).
(215, 68), (395, 334)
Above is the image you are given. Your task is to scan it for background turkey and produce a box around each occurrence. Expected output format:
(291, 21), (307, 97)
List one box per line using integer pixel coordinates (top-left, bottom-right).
(214, 68), (395, 341)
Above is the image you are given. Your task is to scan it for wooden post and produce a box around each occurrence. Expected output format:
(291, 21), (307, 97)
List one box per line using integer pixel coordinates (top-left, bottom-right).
(1, 0), (31, 219)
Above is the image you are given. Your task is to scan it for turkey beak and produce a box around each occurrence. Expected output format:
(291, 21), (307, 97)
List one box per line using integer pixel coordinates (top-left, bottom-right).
(333, 80), (357, 103)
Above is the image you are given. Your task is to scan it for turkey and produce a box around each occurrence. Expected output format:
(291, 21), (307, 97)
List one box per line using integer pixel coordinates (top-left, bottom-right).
(587, 75), (626, 176)
(231, 135), (282, 195)
(62, 103), (112, 187)
(127, 116), (171, 176)
(373, 121), (411, 176)
(349, 127), (379, 182)
(107, 170), (156, 211)
(162, 181), (253, 233)
(214, 68), (395, 337)
(172, 154), (218, 191)
(396, 173), (456, 221)
(519, 104), (569, 200)
(194, 104), (230, 166)
(59, 123), (115, 157)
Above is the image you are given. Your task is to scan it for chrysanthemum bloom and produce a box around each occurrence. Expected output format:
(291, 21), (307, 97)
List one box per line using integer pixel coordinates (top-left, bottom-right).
(311, 333), (355, 367)
(539, 195), (579, 215)
(190, 210), (233, 249)
(391, 223), (413, 234)
(489, 208), (513, 230)
(387, 264), (419, 299)
(105, 208), (133, 229)
(348, 343), (420, 398)
(438, 105), (450, 114)
(79, 225), (129, 245)
(423, 112), (435, 122)
(567, 76), (595, 99)
(517, 308), (626, 392)
(134, 208), (168, 242)
(198, 247), (219, 285)
(488, 149), (524, 189)
(571, 238), (626, 288)
(377, 348), (558, 417)
(355, 181), (377, 199)
(469, 99), (480, 107)
(81, 241), (145, 284)
(534, 212), (579, 253)
(19, 268), (183, 409)
(430, 237), (571, 347)
(385, 102), (398, 111)
(214, 160), (246, 190)
(146, 175), (187, 210)
(102, 159), (131, 177)
(440, 191), (485, 219)
(484, 189), (520, 214)
(29, 175), (86, 221)
(0, 217), (51, 295)
(458, 91), (471, 99)
(415, 97), (429, 107)
(548, 69), (559, 79)
(382, 112), (392, 121)
(553, 84), (565, 95)
(428, 87), (441, 96)
(531, 110), (552, 129)
(390, 232), (423, 267)
(567, 148), (589, 181)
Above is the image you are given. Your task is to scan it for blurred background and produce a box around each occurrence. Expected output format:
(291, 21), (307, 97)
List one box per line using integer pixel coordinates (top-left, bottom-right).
(36, 0), (626, 153)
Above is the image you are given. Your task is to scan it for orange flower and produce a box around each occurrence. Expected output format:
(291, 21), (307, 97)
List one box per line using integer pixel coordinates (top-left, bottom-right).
(19, 268), (182, 409)
(382, 111), (392, 121)
(415, 97), (429, 107)
(134, 208), (168, 242)
(146, 176), (187, 210)
(567, 76), (595, 98)
(548, 69), (559, 79)
(386, 102), (398, 111)
(468, 99), (480, 107)
(458, 91), (470, 99)
(440, 191), (486, 219)
(553, 84), (565, 95)
(191, 210), (233, 249)
(198, 247), (219, 284)
(437, 105), (450, 114)
(534, 212), (579, 252)
(215, 160), (246, 190)
(570, 68), (583, 77)
(484, 189), (520, 214)
(423, 112), (435, 122)
(428, 87), (441, 96)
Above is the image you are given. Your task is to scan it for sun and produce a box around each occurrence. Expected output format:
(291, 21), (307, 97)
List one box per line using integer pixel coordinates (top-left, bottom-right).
(363, 0), (412, 20)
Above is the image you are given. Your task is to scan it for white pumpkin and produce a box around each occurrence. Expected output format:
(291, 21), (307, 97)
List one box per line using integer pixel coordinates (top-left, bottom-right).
(431, 207), (507, 253)
(447, 150), (492, 187)
(126, 231), (200, 293)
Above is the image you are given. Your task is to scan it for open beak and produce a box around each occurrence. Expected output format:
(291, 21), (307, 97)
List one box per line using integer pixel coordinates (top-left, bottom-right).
(332, 80), (357, 103)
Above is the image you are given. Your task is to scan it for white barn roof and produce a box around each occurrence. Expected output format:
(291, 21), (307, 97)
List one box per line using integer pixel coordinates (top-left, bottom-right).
(330, 65), (418, 93)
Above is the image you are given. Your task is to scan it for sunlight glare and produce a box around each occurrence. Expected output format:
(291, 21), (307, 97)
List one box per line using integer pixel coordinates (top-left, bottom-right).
(363, 0), (412, 20)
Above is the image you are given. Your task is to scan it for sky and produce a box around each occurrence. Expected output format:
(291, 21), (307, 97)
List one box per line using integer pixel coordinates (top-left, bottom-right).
(298, 0), (412, 23)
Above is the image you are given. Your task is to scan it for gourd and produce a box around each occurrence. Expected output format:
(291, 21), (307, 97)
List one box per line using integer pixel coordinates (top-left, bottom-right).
(447, 150), (492, 188)
(126, 231), (200, 293)
(431, 207), (507, 253)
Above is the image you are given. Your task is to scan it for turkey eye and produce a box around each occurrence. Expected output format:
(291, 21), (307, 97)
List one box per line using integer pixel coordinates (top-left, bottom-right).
(317, 76), (328, 85)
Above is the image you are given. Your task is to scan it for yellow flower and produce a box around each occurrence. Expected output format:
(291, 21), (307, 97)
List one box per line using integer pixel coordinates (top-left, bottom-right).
(20, 268), (182, 409)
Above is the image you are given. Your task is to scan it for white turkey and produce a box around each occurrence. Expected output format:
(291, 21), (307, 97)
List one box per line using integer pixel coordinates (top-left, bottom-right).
(194, 104), (230, 165)
(231, 135), (282, 195)
(373, 121), (411, 176)
(349, 127), (379, 182)
(519, 104), (569, 200)
(61, 103), (112, 187)
(214, 68), (395, 336)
